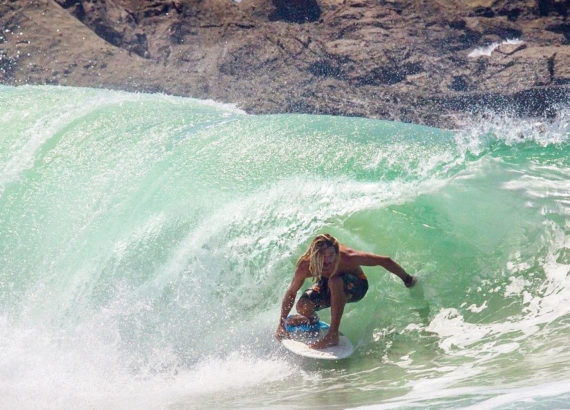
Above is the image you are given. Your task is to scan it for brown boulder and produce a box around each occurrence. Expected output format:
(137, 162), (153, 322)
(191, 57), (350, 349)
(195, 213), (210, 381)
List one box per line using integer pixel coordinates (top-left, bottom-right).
(0, 0), (568, 128)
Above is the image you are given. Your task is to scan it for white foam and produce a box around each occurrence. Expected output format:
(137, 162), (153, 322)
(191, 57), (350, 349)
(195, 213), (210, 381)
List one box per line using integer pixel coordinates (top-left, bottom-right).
(468, 38), (524, 58)
(175, 352), (294, 395)
(426, 223), (570, 358)
(454, 106), (570, 157)
(426, 308), (496, 352)
(468, 42), (500, 58)
(466, 301), (488, 313)
(0, 317), (295, 410)
(504, 276), (530, 297)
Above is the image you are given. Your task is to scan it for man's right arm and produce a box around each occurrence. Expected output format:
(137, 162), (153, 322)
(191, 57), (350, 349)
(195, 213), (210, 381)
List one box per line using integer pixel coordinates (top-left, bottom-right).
(275, 263), (307, 340)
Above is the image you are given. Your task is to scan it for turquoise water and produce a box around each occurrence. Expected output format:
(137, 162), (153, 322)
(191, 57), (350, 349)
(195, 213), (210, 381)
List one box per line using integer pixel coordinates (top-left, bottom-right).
(1, 85), (569, 409)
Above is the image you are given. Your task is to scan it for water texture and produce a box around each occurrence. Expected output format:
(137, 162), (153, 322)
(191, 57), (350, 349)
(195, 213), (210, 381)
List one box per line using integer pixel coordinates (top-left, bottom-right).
(1, 85), (569, 409)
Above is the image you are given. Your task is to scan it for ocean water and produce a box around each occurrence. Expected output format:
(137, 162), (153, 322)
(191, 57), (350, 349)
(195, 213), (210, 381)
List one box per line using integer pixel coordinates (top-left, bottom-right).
(0, 85), (569, 409)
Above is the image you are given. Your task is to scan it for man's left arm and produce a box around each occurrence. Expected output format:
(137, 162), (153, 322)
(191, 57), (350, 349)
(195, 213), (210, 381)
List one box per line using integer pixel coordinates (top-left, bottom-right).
(350, 250), (416, 288)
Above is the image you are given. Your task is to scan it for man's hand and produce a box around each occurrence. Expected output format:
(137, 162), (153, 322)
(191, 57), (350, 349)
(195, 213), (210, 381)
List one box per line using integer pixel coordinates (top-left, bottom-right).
(275, 323), (288, 341)
(404, 275), (417, 288)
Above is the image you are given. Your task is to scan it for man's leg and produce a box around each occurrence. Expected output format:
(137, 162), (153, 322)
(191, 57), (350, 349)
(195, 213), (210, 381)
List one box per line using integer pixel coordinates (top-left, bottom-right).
(328, 275), (346, 334)
(310, 275), (345, 348)
(285, 296), (319, 326)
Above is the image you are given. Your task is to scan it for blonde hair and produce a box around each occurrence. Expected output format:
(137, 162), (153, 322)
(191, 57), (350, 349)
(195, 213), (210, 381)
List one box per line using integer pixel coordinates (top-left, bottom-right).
(297, 234), (340, 280)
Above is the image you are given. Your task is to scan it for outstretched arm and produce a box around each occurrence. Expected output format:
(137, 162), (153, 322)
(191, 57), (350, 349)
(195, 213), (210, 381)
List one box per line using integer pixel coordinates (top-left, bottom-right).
(348, 250), (416, 287)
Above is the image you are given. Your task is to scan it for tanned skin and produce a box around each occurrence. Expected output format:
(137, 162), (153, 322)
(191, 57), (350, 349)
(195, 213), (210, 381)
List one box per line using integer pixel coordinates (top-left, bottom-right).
(275, 243), (416, 349)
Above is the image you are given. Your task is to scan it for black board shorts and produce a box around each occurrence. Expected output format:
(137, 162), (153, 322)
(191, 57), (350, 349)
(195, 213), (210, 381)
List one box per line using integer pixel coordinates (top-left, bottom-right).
(300, 273), (368, 311)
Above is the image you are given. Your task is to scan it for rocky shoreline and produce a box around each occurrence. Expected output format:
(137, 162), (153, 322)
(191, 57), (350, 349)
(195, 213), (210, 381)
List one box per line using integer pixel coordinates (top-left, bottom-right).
(1, 0), (569, 128)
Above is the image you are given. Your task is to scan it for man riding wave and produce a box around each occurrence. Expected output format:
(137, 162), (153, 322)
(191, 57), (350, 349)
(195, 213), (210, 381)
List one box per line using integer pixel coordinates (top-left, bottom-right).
(275, 234), (416, 349)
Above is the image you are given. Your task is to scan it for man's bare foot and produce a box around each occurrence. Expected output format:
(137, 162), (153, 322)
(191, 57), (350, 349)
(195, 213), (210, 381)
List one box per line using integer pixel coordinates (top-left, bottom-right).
(310, 332), (339, 349)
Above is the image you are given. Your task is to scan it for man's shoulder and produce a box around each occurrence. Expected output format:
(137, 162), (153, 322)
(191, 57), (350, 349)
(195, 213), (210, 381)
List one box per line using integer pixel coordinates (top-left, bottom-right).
(296, 258), (310, 273)
(339, 246), (369, 269)
(340, 245), (359, 259)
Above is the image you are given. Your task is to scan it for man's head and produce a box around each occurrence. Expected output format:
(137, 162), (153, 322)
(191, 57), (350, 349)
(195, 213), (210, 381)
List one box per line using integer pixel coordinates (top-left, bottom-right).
(307, 234), (339, 278)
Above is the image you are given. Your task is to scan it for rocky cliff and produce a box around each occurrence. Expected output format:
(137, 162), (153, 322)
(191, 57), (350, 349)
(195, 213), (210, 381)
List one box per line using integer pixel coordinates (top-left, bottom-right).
(1, 0), (569, 128)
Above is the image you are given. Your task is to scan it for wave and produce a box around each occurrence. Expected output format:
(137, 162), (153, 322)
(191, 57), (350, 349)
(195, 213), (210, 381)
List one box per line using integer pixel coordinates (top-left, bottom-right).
(0, 85), (568, 409)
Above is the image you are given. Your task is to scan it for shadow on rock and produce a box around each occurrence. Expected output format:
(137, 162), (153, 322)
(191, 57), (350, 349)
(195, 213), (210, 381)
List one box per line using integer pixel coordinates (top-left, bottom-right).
(269, 0), (321, 23)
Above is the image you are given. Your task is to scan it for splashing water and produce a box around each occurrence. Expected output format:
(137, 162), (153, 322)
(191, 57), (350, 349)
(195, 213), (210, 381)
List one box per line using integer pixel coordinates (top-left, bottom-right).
(1, 85), (569, 409)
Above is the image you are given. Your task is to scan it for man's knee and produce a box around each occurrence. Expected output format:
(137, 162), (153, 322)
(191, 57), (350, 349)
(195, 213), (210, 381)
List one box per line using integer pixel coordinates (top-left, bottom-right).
(328, 276), (346, 301)
(328, 275), (344, 291)
(296, 296), (315, 316)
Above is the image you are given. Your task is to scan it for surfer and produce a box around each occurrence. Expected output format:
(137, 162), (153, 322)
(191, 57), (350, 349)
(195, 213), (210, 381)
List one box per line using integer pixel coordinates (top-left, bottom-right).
(275, 233), (416, 349)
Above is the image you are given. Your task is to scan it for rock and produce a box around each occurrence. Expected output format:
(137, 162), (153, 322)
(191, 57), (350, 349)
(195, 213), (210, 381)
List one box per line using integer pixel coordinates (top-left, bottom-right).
(553, 47), (570, 84)
(0, 0), (568, 128)
(270, 0), (322, 23)
(495, 42), (527, 55)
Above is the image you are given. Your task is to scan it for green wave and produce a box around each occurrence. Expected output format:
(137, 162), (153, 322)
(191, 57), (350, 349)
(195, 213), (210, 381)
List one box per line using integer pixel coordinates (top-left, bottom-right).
(0, 85), (569, 408)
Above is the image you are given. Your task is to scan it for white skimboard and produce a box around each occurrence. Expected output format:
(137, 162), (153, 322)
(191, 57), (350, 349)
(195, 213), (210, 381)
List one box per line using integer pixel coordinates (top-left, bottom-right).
(281, 317), (354, 360)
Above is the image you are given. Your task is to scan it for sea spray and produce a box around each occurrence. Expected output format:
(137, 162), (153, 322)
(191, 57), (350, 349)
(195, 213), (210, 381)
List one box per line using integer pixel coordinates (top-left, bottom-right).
(0, 85), (569, 409)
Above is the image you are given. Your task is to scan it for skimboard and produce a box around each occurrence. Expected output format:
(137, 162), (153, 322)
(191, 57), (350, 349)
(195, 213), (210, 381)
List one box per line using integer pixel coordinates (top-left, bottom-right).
(281, 316), (354, 360)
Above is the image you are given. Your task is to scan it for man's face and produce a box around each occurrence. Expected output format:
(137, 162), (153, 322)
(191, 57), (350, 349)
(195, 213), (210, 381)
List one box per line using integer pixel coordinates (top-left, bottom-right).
(321, 246), (338, 275)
